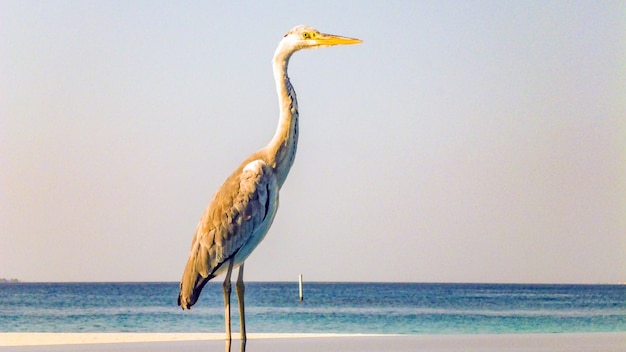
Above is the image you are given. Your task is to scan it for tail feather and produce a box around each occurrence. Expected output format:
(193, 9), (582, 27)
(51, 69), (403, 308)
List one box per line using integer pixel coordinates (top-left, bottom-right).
(178, 256), (214, 310)
(178, 276), (211, 309)
(178, 240), (237, 309)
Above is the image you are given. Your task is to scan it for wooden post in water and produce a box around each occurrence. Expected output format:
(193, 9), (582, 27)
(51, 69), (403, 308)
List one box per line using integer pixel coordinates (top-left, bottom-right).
(298, 274), (303, 301)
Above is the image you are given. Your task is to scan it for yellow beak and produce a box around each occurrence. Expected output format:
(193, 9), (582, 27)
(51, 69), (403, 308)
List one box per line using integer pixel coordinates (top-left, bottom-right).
(315, 33), (362, 46)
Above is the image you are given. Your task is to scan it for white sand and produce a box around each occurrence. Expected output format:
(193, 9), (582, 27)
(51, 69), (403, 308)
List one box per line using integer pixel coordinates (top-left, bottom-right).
(1, 332), (625, 352)
(0, 333), (372, 346)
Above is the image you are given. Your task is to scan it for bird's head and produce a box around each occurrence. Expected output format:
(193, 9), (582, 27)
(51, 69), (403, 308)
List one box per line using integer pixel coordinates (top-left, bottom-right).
(278, 25), (362, 54)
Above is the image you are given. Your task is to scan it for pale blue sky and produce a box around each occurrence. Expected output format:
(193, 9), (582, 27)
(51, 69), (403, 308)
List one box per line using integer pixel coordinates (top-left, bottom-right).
(1, 1), (624, 283)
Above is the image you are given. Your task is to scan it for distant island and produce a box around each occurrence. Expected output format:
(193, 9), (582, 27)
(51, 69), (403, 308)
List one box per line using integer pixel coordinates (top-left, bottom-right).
(0, 278), (20, 283)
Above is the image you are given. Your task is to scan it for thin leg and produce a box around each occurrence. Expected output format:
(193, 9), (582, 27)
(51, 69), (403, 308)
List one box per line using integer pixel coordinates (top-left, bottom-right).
(223, 259), (234, 351)
(236, 263), (247, 349)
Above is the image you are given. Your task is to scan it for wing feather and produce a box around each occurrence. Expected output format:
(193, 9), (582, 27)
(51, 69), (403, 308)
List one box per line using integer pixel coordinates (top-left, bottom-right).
(178, 159), (277, 309)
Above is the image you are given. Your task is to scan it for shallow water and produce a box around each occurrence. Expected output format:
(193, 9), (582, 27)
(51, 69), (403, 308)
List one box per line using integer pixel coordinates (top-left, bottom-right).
(1, 282), (624, 334)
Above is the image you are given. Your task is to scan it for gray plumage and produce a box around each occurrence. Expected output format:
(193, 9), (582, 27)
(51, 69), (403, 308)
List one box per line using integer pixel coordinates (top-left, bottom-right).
(177, 25), (361, 346)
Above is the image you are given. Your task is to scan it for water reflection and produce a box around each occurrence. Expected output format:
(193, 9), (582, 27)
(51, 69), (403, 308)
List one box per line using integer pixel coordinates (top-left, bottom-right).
(225, 338), (246, 352)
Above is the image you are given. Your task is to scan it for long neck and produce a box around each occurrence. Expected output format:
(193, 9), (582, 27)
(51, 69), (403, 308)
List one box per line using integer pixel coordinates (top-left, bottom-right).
(267, 46), (299, 188)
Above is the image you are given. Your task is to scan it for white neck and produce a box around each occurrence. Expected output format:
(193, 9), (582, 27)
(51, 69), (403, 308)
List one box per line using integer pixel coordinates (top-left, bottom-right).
(266, 43), (299, 188)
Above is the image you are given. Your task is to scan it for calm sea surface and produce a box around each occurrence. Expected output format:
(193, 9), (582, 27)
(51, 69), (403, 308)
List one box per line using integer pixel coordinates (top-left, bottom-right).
(0, 282), (624, 334)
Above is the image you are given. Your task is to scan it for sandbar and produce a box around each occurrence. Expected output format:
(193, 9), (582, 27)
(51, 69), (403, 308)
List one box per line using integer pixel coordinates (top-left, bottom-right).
(0, 332), (360, 346)
(1, 332), (624, 352)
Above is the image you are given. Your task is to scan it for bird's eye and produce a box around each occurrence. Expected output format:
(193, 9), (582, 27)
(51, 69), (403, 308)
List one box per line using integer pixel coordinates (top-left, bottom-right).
(302, 32), (311, 39)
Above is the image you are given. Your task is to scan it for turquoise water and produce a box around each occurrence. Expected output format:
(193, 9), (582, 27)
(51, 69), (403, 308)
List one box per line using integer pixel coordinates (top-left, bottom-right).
(0, 282), (624, 334)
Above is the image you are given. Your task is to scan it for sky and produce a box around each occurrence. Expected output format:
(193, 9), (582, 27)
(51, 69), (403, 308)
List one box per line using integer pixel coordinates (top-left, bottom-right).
(1, 1), (624, 284)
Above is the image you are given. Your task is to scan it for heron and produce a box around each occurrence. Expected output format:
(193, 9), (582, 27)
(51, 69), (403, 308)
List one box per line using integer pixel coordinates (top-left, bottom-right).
(177, 25), (361, 347)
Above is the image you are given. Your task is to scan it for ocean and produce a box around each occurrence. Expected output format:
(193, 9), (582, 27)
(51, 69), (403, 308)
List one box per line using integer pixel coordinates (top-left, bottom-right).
(0, 282), (624, 334)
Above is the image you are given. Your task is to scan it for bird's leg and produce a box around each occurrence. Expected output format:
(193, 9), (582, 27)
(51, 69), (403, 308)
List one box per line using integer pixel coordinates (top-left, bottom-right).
(236, 263), (246, 349)
(223, 259), (234, 350)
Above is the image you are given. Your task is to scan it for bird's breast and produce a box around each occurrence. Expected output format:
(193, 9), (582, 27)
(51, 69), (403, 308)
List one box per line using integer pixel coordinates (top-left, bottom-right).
(232, 186), (279, 266)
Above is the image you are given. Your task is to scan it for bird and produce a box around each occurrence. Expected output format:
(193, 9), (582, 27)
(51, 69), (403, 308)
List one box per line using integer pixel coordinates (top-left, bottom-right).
(177, 25), (361, 347)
